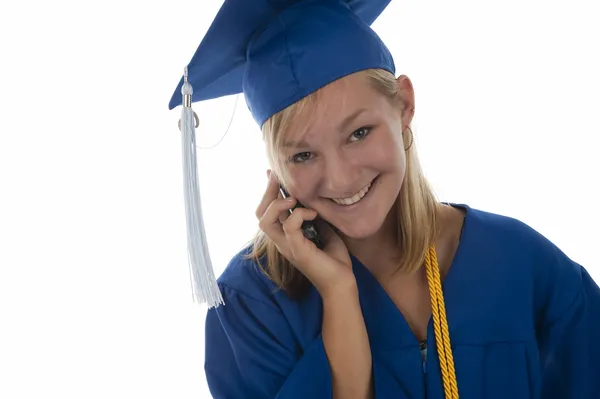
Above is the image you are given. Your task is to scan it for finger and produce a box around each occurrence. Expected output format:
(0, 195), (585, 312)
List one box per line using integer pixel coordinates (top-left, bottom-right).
(274, 191), (290, 224)
(259, 197), (297, 243)
(282, 207), (318, 255)
(278, 213), (289, 224)
(255, 171), (282, 219)
(278, 208), (290, 224)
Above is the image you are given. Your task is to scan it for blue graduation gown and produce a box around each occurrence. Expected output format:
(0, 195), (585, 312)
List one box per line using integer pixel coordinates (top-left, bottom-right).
(204, 204), (600, 398)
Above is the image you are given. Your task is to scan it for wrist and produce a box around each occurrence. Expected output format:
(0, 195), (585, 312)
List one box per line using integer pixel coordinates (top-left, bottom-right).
(318, 276), (359, 303)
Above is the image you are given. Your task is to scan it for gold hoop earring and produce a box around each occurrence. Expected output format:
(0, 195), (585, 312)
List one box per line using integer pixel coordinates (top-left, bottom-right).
(404, 126), (414, 151)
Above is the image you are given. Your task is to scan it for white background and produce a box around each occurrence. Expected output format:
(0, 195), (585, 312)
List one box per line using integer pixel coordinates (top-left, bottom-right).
(1, 0), (598, 397)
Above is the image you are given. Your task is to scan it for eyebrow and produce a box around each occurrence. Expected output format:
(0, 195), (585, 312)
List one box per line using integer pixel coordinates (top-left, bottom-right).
(282, 138), (309, 148)
(339, 108), (368, 133)
(281, 108), (369, 148)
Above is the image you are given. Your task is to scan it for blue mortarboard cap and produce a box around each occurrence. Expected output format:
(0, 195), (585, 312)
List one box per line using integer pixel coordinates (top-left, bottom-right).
(169, 0), (395, 126)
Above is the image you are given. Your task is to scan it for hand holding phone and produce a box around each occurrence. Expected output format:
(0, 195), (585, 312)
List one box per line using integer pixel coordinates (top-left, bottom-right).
(256, 172), (354, 297)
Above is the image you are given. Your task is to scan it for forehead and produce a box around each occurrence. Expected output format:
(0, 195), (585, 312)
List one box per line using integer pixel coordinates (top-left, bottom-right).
(282, 72), (384, 142)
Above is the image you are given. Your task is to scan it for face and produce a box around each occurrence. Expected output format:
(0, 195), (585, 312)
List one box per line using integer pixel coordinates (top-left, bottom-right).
(278, 72), (415, 240)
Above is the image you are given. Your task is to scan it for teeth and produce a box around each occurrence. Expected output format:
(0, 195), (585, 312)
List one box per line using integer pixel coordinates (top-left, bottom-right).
(332, 181), (372, 206)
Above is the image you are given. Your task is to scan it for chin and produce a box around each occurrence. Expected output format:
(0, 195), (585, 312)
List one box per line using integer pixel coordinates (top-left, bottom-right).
(319, 174), (400, 240)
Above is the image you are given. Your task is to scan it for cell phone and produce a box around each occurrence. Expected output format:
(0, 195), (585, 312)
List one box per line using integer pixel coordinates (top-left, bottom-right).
(279, 185), (325, 250)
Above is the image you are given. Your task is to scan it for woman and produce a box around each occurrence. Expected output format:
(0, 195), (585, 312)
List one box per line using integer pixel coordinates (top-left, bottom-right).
(169, 0), (600, 398)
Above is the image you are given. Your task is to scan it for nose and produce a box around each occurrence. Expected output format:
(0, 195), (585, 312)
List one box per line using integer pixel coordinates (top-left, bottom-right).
(322, 151), (361, 197)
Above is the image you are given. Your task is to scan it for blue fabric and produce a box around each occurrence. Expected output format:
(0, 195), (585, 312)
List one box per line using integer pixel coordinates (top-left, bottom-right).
(204, 204), (600, 398)
(168, 0), (395, 127)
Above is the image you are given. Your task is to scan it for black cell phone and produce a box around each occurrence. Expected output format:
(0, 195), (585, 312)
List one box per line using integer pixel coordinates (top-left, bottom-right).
(279, 185), (325, 250)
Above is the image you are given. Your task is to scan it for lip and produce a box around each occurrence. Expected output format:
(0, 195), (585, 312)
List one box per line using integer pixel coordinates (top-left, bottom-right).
(328, 175), (379, 211)
(331, 180), (374, 202)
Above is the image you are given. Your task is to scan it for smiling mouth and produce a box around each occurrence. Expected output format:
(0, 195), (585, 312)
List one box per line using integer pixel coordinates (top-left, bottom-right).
(329, 177), (377, 206)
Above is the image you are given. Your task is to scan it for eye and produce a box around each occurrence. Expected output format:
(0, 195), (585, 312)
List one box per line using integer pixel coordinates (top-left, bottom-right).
(289, 151), (313, 163)
(349, 126), (372, 142)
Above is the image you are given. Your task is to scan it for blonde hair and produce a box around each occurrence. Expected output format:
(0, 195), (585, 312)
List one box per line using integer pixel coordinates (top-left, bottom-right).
(246, 68), (442, 299)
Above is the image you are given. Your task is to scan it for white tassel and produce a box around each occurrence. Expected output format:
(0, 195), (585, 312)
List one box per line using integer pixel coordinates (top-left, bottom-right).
(179, 67), (224, 308)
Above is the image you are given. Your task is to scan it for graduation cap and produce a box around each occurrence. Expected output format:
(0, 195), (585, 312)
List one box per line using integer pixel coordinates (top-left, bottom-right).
(169, 0), (395, 308)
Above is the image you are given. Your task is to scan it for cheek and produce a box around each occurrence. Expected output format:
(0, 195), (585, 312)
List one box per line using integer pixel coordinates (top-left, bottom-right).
(285, 172), (319, 201)
(367, 141), (405, 171)
(365, 125), (404, 160)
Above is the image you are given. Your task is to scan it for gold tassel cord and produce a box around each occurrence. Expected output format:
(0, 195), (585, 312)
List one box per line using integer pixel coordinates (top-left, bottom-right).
(425, 245), (459, 399)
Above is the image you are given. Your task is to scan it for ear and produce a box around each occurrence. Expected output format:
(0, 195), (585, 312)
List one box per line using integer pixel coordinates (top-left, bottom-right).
(396, 75), (416, 128)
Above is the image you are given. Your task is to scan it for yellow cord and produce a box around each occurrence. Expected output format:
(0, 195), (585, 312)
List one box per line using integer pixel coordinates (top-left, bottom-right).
(425, 245), (459, 399)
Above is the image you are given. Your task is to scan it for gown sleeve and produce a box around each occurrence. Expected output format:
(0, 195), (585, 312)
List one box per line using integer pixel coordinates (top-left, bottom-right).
(536, 247), (600, 398)
(204, 284), (333, 399)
